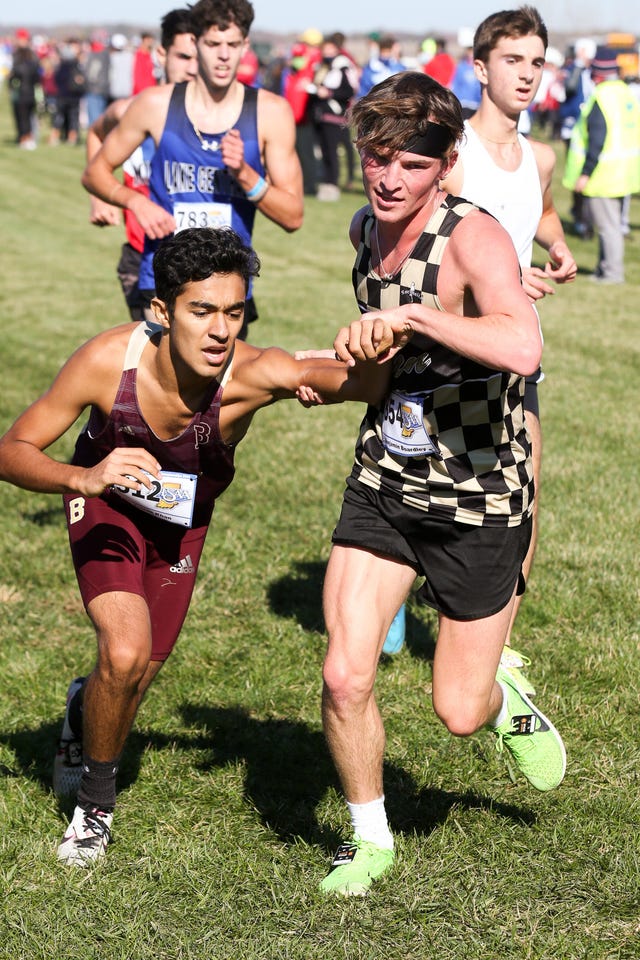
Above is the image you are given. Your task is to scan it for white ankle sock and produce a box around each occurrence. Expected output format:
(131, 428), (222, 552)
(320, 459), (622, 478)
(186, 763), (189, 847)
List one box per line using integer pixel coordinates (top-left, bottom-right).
(346, 796), (394, 849)
(492, 681), (509, 728)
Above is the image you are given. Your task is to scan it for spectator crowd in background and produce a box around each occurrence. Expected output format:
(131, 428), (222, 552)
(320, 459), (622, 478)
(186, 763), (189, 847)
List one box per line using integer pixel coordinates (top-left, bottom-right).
(2, 20), (639, 225)
(3, 27), (161, 149)
(0, 2), (639, 883)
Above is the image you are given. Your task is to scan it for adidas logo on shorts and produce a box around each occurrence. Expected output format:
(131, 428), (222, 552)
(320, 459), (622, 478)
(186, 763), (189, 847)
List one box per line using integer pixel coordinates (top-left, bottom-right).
(169, 554), (195, 574)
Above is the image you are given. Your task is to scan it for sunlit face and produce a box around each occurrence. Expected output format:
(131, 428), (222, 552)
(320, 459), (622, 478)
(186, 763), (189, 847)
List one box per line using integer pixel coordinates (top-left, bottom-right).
(197, 24), (249, 90)
(476, 34), (546, 113)
(159, 32), (198, 84)
(360, 148), (457, 226)
(154, 273), (246, 379)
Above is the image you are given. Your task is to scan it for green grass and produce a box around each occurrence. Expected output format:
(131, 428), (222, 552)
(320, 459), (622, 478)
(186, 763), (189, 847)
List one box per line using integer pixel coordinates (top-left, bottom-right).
(0, 94), (639, 960)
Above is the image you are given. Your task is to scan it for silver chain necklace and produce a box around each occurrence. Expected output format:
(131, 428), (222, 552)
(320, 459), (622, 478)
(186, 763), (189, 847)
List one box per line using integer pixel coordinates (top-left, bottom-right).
(373, 221), (415, 281)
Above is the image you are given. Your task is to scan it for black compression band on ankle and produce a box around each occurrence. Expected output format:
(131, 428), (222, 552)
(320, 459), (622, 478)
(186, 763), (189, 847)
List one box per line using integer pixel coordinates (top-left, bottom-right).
(77, 755), (119, 811)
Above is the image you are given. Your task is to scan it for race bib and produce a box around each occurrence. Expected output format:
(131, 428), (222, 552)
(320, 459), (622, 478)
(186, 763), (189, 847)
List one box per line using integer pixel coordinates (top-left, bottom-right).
(174, 201), (232, 232)
(111, 470), (197, 527)
(381, 392), (440, 458)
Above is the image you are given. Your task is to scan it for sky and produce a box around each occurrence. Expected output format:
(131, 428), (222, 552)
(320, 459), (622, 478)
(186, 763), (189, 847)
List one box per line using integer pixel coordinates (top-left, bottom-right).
(5, 0), (640, 37)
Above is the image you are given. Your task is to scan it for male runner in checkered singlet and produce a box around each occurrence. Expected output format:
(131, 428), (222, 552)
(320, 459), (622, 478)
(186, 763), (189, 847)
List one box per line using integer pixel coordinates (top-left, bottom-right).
(317, 71), (566, 897)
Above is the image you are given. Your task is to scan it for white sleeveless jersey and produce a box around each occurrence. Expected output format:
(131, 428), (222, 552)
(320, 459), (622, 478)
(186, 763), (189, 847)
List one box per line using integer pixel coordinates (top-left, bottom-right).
(458, 121), (542, 268)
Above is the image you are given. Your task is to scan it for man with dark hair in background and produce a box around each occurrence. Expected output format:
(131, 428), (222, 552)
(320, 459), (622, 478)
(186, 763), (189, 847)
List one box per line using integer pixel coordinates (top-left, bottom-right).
(83, 0), (303, 340)
(8, 28), (41, 150)
(86, 9), (199, 321)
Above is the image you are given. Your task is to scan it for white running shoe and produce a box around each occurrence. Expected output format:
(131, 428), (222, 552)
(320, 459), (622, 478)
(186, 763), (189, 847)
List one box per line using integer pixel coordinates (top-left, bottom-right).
(57, 804), (113, 867)
(53, 677), (85, 797)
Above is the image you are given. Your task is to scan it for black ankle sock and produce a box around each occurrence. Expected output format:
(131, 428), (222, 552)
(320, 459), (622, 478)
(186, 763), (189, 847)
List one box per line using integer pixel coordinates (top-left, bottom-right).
(68, 685), (84, 739)
(77, 755), (119, 811)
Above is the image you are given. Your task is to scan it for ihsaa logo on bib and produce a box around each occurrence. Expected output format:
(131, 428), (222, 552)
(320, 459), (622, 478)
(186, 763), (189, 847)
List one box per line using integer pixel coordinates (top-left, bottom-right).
(112, 470), (197, 527)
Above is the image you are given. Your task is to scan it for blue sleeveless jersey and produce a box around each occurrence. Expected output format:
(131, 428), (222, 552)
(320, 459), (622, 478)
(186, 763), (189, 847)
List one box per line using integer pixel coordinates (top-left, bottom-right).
(139, 82), (264, 291)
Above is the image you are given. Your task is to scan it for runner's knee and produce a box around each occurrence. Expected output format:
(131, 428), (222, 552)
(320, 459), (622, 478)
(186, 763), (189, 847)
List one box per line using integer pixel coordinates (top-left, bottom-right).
(96, 635), (152, 688)
(432, 687), (491, 737)
(322, 637), (377, 709)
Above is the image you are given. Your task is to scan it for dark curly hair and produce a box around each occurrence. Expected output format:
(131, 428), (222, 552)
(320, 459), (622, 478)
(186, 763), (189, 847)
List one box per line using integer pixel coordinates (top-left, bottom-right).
(189, 0), (254, 39)
(160, 8), (194, 51)
(153, 227), (260, 312)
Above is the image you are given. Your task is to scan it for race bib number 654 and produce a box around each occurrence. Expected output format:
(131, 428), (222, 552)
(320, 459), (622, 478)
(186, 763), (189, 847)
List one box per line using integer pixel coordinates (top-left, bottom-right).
(381, 392), (440, 458)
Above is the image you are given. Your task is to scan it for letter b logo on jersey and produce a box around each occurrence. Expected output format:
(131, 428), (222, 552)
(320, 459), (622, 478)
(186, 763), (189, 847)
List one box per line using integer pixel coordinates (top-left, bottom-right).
(193, 423), (211, 448)
(68, 497), (86, 525)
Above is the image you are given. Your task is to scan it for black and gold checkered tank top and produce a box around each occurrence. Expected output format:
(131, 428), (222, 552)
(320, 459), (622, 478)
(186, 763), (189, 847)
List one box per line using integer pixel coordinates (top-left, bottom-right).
(349, 195), (534, 528)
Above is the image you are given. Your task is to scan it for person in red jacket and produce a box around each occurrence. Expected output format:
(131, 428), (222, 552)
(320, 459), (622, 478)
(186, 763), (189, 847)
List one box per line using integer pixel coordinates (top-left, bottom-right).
(283, 30), (322, 195)
(86, 9), (198, 320)
(423, 37), (456, 87)
(132, 32), (158, 94)
(237, 44), (259, 85)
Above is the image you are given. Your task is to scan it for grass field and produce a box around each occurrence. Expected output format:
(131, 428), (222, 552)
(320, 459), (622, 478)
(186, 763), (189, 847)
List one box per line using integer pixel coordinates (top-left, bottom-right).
(0, 95), (638, 960)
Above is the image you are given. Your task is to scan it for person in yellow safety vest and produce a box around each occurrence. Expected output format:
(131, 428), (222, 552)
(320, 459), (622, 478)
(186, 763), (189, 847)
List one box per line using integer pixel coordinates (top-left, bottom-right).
(563, 45), (640, 283)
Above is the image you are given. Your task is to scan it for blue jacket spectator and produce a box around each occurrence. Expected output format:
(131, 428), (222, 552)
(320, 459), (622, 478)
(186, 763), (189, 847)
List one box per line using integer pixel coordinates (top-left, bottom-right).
(358, 35), (405, 99)
(451, 51), (481, 118)
(559, 38), (595, 141)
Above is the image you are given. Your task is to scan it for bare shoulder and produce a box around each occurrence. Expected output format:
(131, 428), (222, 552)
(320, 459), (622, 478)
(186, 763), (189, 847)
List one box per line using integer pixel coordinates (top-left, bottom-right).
(527, 138), (557, 178)
(349, 205), (370, 249)
(134, 83), (174, 109)
(98, 85), (173, 150)
(450, 206), (514, 260)
(64, 324), (133, 383)
(70, 323), (132, 378)
(119, 84), (174, 130)
(455, 204), (501, 235)
(256, 87), (295, 128)
(225, 339), (264, 391)
(110, 96), (133, 123)
(230, 338), (263, 367)
(220, 342), (300, 432)
(441, 207), (526, 314)
(45, 323), (134, 415)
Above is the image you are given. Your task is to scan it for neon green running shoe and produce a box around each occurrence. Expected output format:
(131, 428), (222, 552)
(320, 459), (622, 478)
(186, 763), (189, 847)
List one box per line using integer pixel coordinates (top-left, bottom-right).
(499, 645), (536, 697)
(320, 837), (394, 896)
(493, 665), (566, 791)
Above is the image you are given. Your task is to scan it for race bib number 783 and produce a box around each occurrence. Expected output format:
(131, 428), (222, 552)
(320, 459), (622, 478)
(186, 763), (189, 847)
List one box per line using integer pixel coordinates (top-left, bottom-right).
(174, 201), (232, 232)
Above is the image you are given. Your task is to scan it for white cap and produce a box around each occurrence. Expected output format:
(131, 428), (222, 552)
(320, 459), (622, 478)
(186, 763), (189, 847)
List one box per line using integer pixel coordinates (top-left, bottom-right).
(545, 46), (564, 67)
(575, 37), (596, 61)
(457, 27), (474, 49)
(110, 33), (128, 50)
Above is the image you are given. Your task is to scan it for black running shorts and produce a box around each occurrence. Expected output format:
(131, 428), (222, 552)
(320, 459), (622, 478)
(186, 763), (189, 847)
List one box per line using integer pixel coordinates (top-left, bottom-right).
(332, 478), (532, 621)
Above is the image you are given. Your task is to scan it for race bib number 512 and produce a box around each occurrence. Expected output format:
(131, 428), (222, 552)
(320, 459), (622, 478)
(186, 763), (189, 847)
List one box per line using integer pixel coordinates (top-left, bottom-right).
(111, 470), (197, 527)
